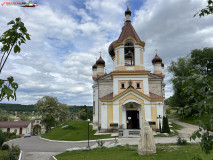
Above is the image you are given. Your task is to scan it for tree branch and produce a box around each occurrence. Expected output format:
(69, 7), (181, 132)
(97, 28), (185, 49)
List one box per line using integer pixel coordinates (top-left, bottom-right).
(0, 52), (6, 68)
(0, 43), (15, 73)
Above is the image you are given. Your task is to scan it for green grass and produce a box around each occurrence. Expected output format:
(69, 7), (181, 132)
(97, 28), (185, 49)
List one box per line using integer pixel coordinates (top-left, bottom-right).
(155, 122), (183, 137)
(0, 150), (7, 160)
(55, 144), (213, 160)
(42, 120), (112, 141)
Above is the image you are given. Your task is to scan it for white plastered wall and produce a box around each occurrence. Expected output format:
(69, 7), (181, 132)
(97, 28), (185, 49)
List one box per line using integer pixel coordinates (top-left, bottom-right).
(101, 104), (107, 129)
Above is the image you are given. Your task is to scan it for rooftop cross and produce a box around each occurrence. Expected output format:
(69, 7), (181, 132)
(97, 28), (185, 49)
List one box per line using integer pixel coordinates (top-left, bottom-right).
(127, 0), (129, 8)
(155, 49), (158, 55)
(99, 51), (102, 56)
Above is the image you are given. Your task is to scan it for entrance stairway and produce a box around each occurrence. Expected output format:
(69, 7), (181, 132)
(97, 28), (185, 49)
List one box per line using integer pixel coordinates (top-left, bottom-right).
(123, 129), (140, 137)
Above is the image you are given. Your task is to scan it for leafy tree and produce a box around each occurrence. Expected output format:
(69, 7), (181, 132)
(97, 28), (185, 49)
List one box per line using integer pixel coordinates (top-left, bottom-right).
(35, 96), (70, 133)
(0, 109), (9, 121)
(168, 47), (213, 154)
(195, 0), (213, 17)
(78, 108), (87, 120)
(0, 17), (30, 101)
(58, 103), (70, 123)
(168, 57), (195, 116)
(35, 96), (59, 132)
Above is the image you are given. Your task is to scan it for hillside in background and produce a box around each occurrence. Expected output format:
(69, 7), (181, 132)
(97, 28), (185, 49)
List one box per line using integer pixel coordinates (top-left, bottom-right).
(0, 103), (92, 113)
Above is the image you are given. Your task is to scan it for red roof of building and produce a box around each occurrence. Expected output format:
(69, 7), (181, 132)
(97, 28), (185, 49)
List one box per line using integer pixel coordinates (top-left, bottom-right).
(101, 92), (113, 100)
(149, 92), (164, 99)
(117, 21), (142, 43)
(0, 121), (32, 128)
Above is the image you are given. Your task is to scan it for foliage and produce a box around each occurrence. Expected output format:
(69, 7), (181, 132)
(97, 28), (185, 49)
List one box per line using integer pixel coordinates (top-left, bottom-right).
(78, 105), (93, 120)
(194, 0), (213, 17)
(168, 47), (213, 154)
(58, 103), (70, 123)
(35, 96), (70, 133)
(0, 129), (7, 147)
(0, 77), (18, 101)
(1, 144), (10, 151)
(177, 135), (187, 145)
(162, 116), (170, 134)
(42, 120), (111, 141)
(3, 145), (20, 160)
(0, 109), (9, 121)
(0, 17), (30, 102)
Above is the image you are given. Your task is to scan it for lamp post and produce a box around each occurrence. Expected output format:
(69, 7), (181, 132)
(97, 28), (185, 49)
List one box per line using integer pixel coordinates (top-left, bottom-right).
(87, 119), (90, 150)
(157, 115), (162, 133)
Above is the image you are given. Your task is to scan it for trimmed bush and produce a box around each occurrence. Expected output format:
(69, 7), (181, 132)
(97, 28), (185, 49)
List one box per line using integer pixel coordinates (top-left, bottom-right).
(162, 116), (170, 133)
(1, 144), (10, 150)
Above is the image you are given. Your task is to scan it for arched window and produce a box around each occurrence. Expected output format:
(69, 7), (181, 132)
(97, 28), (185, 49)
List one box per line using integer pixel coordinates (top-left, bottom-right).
(124, 41), (135, 66)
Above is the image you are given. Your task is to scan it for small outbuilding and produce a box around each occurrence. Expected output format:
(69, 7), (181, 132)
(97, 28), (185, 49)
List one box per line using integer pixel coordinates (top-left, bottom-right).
(0, 121), (32, 135)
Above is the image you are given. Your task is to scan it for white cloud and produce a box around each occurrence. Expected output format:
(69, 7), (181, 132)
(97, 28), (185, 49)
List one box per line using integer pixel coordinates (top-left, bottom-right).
(0, 0), (212, 105)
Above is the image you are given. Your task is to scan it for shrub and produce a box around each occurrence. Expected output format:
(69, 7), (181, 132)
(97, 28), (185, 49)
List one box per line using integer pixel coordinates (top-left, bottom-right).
(1, 144), (10, 150)
(0, 129), (8, 147)
(162, 116), (170, 133)
(3, 145), (20, 160)
(177, 135), (187, 145)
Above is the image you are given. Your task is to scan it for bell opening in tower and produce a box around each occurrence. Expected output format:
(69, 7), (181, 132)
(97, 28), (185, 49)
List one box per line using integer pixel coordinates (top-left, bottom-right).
(124, 41), (135, 66)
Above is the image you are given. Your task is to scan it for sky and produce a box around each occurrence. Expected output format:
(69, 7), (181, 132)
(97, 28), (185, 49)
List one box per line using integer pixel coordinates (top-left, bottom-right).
(0, 0), (213, 105)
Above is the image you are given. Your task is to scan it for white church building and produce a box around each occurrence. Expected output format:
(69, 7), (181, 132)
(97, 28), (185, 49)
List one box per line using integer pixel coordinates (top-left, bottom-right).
(92, 6), (165, 133)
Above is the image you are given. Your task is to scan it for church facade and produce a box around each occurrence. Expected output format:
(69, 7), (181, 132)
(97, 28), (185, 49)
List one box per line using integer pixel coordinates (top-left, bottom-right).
(92, 7), (165, 131)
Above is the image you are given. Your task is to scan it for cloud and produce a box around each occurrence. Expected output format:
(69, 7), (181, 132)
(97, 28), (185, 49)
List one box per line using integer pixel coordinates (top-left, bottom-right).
(133, 0), (213, 98)
(0, 0), (212, 105)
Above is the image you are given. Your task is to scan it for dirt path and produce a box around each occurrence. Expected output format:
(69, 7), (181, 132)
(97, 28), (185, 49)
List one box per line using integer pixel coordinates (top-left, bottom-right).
(169, 118), (199, 139)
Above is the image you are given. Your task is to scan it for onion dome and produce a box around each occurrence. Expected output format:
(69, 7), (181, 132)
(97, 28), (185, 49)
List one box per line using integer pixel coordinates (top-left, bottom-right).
(152, 54), (162, 64)
(125, 7), (131, 16)
(92, 63), (97, 70)
(96, 56), (105, 66)
(161, 63), (164, 68)
(108, 40), (117, 57)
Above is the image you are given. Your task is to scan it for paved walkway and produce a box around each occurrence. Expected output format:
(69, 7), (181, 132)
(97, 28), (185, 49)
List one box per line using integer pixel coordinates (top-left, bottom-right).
(6, 119), (200, 160)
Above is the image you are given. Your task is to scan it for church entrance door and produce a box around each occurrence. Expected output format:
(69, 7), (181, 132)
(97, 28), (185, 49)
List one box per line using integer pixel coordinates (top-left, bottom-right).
(126, 110), (139, 129)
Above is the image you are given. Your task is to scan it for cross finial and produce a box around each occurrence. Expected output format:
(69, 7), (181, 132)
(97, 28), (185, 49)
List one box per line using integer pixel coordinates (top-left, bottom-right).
(99, 51), (102, 56)
(127, 0), (129, 8)
(155, 49), (158, 55)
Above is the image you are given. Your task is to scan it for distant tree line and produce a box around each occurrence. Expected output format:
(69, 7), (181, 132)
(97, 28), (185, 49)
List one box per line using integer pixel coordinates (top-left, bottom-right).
(0, 103), (92, 113)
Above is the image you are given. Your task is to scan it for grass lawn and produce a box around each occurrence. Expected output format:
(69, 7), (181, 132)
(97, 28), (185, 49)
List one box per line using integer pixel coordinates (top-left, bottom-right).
(155, 122), (183, 137)
(55, 144), (213, 160)
(0, 150), (7, 160)
(42, 121), (112, 141)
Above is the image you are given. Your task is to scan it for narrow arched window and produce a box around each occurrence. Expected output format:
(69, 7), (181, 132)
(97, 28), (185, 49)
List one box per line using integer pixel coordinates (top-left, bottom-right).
(124, 41), (135, 66)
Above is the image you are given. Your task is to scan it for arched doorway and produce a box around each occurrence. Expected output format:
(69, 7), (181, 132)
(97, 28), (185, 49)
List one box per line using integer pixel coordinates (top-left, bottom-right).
(122, 99), (142, 129)
(33, 125), (41, 135)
